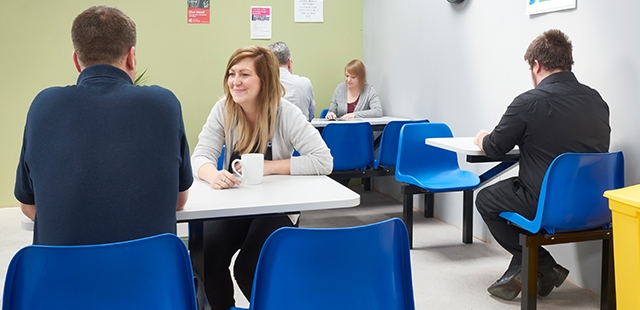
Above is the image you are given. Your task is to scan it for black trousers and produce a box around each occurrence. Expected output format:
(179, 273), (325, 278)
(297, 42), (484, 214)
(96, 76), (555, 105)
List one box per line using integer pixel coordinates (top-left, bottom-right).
(199, 215), (294, 310)
(475, 177), (557, 275)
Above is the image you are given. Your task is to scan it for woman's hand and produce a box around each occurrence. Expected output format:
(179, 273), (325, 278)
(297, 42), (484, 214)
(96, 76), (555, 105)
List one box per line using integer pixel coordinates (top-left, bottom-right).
(340, 113), (356, 120)
(209, 169), (241, 190)
(325, 112), (337, 120)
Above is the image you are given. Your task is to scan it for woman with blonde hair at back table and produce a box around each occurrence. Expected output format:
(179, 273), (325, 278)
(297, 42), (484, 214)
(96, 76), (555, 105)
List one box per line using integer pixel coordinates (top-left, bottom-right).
(325, 59), (383, 120)
(190, 45), (332, 310)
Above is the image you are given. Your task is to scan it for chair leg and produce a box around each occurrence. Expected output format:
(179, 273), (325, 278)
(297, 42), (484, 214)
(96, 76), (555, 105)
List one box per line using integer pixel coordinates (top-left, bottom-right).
(402, 186), (414, 249)
(462, 190), (474, 244)
(517, 230), (614, 310)
(363, 177), (371, 191)
(424, 192), (434, 218)
(520, 234), (538, 310)
(601, 236), (616, 310)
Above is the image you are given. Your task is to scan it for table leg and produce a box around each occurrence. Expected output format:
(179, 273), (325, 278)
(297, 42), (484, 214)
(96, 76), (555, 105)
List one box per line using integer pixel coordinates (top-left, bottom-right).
(189, 222), (206, 310)
(462, 190), (474, 244)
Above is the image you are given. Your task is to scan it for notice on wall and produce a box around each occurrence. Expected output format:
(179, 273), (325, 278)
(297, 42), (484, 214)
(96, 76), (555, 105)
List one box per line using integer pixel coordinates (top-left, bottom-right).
(526, 0), (576, 16)
(295, 0), (323, 23)
(187, 0), (210, 24)
(250, 6), (272, 39)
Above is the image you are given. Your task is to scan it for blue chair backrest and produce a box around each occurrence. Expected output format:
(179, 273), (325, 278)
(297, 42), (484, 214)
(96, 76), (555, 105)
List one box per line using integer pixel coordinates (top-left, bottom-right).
(248, 218), (415, 310)
(395, 123), (461, 184)
(217, 143), (226, 170)
(321, 122), (374, 171)
(319, 108), (329, 118)
(374, 119), (429, 168)
(536, 152), (624, 234)
(2, 233), (197, 310)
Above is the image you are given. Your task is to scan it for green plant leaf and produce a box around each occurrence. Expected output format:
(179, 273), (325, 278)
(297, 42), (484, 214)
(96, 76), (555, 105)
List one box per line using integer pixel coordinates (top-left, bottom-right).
(134, 68), (149, 85)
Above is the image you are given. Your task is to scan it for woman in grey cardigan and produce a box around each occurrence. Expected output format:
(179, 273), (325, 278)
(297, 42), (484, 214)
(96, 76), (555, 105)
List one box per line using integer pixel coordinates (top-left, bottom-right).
(191, 46), (332, 310)
(326, 59), (383, 119)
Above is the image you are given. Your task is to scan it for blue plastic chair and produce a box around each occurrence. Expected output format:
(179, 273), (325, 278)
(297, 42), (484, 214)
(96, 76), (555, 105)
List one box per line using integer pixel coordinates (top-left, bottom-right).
(499, 152), (623, 309)
(321, 122), (374, 171)
(319, 108), (329, 118)
(395, 122), (480, 247)
(372, 119), (429, 168)
(232, 218), (415, 310)
(2, 233), (197, 310)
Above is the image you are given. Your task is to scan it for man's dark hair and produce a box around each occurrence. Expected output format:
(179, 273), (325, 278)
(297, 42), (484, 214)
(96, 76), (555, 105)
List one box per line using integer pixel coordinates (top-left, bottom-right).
(524, 29), (573, 71)
(71, 6), (136, 66)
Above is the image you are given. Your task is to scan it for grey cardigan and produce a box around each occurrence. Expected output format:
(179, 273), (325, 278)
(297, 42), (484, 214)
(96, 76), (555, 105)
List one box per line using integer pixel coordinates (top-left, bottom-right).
(191, 98), (333, 176)
(329, 83), (383, 118)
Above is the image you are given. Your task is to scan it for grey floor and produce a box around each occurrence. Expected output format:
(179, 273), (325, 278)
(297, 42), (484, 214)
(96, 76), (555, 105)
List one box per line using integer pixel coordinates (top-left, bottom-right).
(0, 186), (602, 309)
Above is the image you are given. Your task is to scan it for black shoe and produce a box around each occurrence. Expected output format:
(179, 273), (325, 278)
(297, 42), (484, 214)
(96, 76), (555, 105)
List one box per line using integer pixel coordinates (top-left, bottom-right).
(538, 264), (569, 297)
(487, 265), (522, 301)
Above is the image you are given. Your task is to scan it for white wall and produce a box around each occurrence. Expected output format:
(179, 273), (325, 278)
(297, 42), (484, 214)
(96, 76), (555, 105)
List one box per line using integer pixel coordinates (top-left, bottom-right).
(364, 0), (640, 294)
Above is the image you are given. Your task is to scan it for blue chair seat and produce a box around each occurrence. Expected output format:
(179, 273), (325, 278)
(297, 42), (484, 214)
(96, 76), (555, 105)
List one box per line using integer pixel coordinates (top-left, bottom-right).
(372, 119), (429, 169)
(321, 122), (374, 171)
(395, 122), (480, 247)
(2, 233), (197, 310)
(232, 218), (415, 310)
(396, 169), (479, 192)
(319, 108), (329, 119)
(500, 152), (623, 234)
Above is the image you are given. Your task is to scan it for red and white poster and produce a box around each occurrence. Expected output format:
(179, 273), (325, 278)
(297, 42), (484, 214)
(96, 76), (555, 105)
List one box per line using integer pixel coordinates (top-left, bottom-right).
(188, 0), (210, 24)
(250, 6), (272, 39)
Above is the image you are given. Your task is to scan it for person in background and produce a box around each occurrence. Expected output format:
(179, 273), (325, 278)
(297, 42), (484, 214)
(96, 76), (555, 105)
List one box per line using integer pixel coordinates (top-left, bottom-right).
(190, 45), (332, 310)
(325, 59), (382, 120)
(14, 5), (193, 246)
(474, 29), (610, 301)
(268, 41), (316, 121)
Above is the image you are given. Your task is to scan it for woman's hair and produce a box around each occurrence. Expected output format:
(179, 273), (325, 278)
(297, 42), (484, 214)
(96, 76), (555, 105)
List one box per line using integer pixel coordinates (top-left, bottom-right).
(524, 29), (573, 72)
(223, 46), (284, 155)
(345, 59), (366, 91)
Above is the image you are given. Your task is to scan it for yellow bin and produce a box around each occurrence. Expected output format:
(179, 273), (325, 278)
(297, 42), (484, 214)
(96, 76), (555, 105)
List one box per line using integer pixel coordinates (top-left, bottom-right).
(604, 184), (640, 310)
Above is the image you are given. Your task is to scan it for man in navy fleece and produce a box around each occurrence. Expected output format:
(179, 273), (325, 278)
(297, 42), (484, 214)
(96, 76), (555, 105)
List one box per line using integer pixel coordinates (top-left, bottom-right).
(14, 5), (193, 246)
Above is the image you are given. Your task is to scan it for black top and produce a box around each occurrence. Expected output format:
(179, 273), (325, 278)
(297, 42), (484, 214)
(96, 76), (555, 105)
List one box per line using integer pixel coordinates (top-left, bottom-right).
(15, 64), (193, 245)
(482, 71), (610, 198)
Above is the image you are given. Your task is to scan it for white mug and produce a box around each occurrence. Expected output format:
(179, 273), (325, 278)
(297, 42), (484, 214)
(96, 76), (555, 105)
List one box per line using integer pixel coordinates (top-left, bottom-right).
(231, 153), (264, 185)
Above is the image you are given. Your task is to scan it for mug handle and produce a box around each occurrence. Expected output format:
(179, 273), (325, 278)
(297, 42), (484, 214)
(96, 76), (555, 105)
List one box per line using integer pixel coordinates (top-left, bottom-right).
(231, 159), (243, 177)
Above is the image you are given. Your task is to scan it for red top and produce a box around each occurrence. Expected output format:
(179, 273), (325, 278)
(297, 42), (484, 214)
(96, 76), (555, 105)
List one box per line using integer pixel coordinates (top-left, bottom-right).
(347, 95), (359, 113)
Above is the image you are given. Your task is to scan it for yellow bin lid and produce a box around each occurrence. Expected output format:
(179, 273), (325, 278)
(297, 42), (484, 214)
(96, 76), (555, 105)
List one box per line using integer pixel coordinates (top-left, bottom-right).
(604, 184), (640, 207)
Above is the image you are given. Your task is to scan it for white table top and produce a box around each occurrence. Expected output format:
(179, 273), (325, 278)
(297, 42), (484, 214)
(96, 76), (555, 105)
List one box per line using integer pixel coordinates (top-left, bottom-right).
(425, 137), (519, 156)
(21, 175), (360, 231)
(311, 116), (409, 128)
(177, 175), (360, 222)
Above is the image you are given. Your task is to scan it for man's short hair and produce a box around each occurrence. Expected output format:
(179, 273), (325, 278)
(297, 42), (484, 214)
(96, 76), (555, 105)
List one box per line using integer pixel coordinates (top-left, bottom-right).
(268, 41), (291, 65)
(524, 29), (573, 72)
(71, 6), (136, 67)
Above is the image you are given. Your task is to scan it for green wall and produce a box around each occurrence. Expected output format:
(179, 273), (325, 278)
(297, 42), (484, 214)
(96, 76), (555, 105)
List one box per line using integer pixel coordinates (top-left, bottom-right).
(0, 1), (363, 207)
